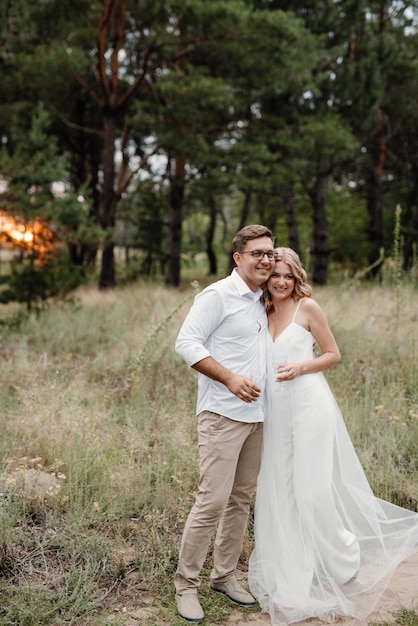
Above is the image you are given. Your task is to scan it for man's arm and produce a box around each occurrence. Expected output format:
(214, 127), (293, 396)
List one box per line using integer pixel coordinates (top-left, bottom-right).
(192, 356), (261, 403)
(176, 288), (261, 403)
(175, 289), (221, 367)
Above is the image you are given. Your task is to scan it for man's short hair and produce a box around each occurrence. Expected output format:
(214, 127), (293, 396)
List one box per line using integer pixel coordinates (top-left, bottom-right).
(232, 224), (275, 253)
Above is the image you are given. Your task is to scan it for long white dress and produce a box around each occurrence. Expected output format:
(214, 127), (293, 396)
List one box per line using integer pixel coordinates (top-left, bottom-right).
(248, 304), (418, 625)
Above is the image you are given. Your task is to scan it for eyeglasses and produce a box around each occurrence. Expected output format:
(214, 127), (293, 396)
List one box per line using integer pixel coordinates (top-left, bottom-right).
(240, 250), (275, 261)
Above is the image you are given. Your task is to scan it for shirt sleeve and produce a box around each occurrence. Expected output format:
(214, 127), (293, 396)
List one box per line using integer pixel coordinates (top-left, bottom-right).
(175, 287), (225, 367)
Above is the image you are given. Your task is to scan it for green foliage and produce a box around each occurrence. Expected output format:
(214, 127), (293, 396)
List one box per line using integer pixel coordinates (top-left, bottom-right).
(116, 182), (168, 278)
(327, 187), (370, 270)
(0, 526), (118, 625)
(0, 102), (92, 305)
(1, 0), (418, 289)
(370, 609), (418, 626)
(0, 103), (68, 209)
(0, 249), (84, 310)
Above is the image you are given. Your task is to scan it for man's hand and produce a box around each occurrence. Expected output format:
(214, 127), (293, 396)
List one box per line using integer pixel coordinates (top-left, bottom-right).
(226, 373), (262, 403)
(192, 357), (262, 403)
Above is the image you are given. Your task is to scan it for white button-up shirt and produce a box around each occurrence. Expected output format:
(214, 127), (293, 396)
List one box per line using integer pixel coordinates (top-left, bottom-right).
(175, 269), (267, 422)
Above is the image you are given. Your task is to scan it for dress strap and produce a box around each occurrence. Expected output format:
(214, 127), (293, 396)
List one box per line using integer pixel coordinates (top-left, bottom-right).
(292, 299), (302, 323)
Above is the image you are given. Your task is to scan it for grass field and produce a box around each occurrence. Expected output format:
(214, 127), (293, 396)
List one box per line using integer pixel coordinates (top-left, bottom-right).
(0, 272), (417, 625)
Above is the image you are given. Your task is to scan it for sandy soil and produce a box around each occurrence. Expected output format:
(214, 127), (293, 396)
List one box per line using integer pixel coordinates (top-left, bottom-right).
(227, 552), (418, 626)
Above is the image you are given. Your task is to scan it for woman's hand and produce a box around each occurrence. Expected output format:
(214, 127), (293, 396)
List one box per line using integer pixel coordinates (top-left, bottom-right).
(276, 362), (299, 381)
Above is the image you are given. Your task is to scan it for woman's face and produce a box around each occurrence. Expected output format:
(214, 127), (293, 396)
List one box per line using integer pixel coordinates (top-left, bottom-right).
(267, 260), (295, 301)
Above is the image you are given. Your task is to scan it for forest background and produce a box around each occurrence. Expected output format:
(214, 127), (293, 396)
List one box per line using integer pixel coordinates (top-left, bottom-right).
(0, 0), (418, 302)
(1, 2), (418, 626)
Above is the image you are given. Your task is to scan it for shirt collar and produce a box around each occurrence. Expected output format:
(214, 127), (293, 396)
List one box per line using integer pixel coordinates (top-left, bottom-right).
(231, 268), (263, 300)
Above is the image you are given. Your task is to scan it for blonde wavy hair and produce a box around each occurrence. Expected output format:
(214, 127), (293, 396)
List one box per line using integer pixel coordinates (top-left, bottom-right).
(262, 247), (312, 312)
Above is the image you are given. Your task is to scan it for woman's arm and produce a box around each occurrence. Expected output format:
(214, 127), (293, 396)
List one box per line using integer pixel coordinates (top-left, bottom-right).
(277, 298), (341, 381)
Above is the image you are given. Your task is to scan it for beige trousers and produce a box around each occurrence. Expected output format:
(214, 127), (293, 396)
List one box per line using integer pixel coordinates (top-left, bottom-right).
(174, 410), (263, 593)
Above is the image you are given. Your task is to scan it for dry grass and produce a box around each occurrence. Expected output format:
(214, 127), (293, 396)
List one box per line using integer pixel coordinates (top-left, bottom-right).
(0, 277), (417, 625)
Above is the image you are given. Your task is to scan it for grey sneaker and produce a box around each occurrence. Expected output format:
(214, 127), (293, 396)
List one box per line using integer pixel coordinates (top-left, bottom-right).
(175, 591), (204, 622)
(210, 576), (256, 606)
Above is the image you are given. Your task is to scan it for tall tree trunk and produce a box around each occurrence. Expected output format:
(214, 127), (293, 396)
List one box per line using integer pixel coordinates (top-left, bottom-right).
(403, 202), (418, 271)
(206, 195), (217, 275)
(365, 108), (386, 277)
(85, 140), (101, 266)
(310, 173), (329, 285)
(99, 111), (117, 288)
(238, 189), (252, 232)
(100, 243), (116, 287)
(366, 169), (384, 273)
(284, 180), (300, 256)
(227, 189), (252, 274)
(165, 156), (185, 287)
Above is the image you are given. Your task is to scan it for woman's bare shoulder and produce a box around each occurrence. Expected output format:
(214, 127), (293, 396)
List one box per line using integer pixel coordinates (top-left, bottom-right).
(298, 296), (321, 313)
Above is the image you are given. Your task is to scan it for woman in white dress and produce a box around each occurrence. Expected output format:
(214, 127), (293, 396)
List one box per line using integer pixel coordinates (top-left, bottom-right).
(248, 247), (418, 625)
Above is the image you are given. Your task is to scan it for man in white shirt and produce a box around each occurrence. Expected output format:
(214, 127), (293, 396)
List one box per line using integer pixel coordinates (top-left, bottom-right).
(174, 224), (276, 622)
